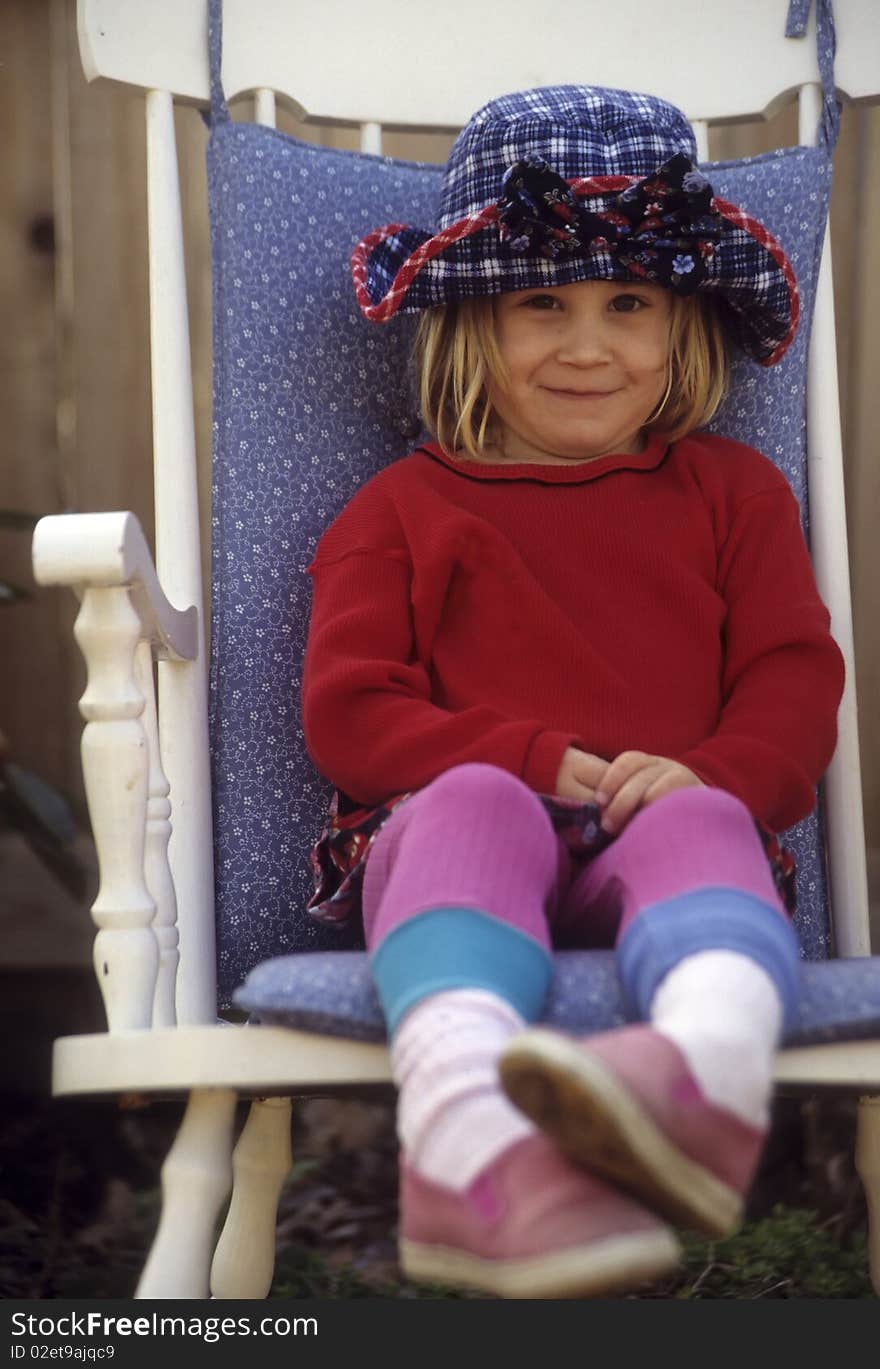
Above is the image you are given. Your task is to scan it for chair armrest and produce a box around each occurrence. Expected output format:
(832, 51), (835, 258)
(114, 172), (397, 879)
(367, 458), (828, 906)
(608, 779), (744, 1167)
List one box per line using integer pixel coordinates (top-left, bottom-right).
(32, 510), (193, 1032)
(32, 511), (198, 661)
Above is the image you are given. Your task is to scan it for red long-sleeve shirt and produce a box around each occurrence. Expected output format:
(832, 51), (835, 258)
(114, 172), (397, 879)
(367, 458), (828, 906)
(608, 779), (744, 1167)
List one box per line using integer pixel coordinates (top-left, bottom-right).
(303, 431), (845, 833)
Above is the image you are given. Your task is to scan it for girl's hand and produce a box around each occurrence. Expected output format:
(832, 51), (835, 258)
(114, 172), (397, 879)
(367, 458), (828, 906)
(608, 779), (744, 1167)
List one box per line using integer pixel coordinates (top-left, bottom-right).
(554, 746), (609, 803)
(596, 751), (704, 834)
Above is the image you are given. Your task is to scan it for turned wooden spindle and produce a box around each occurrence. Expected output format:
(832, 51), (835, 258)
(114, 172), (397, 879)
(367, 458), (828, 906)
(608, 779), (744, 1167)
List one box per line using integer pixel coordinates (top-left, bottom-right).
(134, 640), (180, 1026)
(211, 1097), (293, 1299)
(74, 587), (159, 1031)
(137, 1089), (238, 1299)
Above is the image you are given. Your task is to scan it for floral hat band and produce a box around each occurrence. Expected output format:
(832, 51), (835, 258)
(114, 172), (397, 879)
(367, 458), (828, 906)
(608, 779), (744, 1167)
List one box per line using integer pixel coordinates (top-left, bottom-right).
(497, 153), (721, 294)
(350, 86), (801, 366)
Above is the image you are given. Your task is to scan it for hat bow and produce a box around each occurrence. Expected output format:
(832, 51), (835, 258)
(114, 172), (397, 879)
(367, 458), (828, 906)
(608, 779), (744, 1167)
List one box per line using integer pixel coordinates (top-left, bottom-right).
(497, 152), (722, 295)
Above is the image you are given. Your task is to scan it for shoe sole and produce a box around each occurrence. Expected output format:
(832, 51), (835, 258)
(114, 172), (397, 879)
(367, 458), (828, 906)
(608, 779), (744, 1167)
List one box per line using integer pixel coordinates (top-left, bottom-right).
(400, 1226), (681, 1299)
(499, 1029), (742, 1239)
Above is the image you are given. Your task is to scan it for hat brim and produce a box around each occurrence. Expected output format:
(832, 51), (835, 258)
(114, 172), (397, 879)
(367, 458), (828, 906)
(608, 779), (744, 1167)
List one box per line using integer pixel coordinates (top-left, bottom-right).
(351, 178), (799, 367)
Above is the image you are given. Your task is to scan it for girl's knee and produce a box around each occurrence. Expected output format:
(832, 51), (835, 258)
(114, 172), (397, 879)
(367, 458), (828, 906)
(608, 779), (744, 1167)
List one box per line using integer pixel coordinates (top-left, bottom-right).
(421, 763), (545, 817)
(403, 763), (557, 868)
(362, 763), (559, 949)
(640, 784), (753, 830)
(618, 786), (778, 907)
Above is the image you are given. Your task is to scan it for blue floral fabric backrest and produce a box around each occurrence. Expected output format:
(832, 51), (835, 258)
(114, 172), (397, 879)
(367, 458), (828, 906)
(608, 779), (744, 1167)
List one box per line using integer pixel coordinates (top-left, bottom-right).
(205, 27), (836, 1009)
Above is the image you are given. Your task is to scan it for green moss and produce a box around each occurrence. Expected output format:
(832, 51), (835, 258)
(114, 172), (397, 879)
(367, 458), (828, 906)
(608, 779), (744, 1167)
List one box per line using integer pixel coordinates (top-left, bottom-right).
(271, 1245), (465, 1299)
(664, 1207), (872, 1300)
(270, 1208), (872, 1300)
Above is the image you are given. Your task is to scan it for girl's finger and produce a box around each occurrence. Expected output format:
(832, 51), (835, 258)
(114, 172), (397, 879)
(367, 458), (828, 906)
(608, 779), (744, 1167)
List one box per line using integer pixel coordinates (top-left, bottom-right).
(573, 752), (608, 789)
(641, 768), (702, 808)
(600, 766), (660, 833)
(595, 751), (653, 807)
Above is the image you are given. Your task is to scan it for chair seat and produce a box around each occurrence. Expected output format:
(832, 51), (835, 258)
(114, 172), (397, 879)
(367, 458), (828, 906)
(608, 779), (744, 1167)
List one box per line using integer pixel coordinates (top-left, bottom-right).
(51, 1023), (392, 1096)
(235, 949), (880, 1050)
(51, 954), (880, 1098)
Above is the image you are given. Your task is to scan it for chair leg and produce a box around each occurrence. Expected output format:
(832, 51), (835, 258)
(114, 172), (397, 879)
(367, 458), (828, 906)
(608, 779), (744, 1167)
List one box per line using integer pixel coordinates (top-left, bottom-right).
(855, 1094), (880, 1296)
(210, 1097), (293, 1299)
(136, 1088), (238, 1299)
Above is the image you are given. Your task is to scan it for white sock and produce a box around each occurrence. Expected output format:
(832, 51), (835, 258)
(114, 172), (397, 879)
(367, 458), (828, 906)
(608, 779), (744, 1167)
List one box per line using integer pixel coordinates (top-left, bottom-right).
(391, 988), (534, 1190)
(649, 950), (783, 1128)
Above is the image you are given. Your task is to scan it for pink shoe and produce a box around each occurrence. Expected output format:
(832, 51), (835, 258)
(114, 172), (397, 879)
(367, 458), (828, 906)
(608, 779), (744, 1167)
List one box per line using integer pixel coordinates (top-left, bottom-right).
(399, 1133), (680, 1299)
(499, 1025), (766, 1239)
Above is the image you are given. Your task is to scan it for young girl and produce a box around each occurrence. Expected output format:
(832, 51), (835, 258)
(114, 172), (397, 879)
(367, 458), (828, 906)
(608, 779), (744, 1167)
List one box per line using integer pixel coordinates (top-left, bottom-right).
(303, 86), (845, 1298)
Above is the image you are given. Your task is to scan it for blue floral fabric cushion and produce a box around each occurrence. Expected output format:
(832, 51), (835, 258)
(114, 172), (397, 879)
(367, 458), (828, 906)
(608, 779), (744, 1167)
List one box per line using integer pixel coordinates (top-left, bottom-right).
(207, 117), (834, 1009)
(234, 950), (880, 1051)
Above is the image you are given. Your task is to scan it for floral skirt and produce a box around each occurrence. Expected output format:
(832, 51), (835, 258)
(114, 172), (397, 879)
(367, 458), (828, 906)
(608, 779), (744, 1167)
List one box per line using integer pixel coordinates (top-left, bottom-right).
(307, 788), (798, 928)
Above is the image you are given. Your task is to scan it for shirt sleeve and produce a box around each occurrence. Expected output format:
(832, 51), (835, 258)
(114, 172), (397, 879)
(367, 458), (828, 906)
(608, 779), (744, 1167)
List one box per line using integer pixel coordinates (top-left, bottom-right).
(675, 485), (845, 832)
(303, 547), (576, 806)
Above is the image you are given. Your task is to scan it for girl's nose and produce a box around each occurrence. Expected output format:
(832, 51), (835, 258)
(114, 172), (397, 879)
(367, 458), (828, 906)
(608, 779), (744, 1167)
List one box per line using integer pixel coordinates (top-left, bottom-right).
(555, 312), (613, 365)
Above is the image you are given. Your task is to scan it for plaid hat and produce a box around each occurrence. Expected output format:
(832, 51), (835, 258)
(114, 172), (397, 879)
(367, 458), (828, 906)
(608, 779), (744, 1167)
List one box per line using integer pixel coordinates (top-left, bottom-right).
(352, 86), (799, 366)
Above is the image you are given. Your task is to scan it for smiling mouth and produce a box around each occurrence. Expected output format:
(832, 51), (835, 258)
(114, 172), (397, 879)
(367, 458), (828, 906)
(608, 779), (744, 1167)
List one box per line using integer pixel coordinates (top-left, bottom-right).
(544, 387), (618, 398)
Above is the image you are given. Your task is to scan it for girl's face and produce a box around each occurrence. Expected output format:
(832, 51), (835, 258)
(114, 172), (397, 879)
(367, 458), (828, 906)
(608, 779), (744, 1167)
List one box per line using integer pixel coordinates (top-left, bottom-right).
(488, 279), (674, 464)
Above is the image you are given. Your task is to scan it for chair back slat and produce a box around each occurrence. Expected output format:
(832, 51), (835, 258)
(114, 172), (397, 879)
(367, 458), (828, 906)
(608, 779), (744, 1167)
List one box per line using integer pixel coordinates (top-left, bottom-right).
(691, 121), (710, 162)
(360, 123), (384, 156)
(796, 87), (870, 953)
(145, 88), (217, 1021)
(254, 89), (276, 128)
(78, 0), (880, 126)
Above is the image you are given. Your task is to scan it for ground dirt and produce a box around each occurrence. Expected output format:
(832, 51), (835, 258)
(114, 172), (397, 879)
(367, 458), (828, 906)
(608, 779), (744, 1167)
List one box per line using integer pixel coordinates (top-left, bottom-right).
(0, 1088), (870, 1299)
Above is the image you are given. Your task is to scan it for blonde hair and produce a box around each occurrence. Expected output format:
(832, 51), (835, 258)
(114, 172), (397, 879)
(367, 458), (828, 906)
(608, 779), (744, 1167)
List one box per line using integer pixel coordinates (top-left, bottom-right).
(414, 288), (730, 461)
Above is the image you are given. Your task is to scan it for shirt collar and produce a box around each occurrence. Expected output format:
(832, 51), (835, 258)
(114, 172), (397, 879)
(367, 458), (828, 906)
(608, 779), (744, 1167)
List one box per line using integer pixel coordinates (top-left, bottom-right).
(417, 431), (671, 484)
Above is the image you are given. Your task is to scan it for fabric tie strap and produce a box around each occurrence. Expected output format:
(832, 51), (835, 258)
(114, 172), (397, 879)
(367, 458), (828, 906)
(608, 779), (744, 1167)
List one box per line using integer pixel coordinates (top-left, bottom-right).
(206, 0), (231, 125)
(496, 153), (722, 296)
(785, 0), (841, 149)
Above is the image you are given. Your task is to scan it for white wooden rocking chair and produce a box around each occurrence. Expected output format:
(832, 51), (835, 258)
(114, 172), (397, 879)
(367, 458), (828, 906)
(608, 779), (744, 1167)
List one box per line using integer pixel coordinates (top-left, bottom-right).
(32, 0), (880, 1299)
